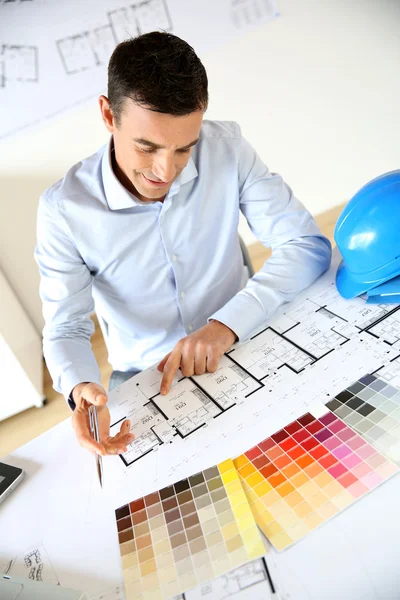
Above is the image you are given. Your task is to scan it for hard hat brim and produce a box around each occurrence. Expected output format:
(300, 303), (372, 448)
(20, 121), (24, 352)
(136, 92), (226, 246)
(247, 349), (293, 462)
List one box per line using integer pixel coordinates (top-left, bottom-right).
(336, 260), (373, 299)
(336, 259), (400, 299)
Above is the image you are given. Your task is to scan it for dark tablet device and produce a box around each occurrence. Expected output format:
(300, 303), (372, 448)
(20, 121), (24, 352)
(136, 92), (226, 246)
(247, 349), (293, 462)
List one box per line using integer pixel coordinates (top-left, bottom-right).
(0, 462), (25, 505)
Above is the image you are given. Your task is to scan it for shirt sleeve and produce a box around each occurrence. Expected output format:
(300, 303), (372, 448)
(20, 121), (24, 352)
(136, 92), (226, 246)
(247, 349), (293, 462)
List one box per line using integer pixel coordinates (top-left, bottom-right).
(210, 132), (332, 341)
(34, 194), (102, 402)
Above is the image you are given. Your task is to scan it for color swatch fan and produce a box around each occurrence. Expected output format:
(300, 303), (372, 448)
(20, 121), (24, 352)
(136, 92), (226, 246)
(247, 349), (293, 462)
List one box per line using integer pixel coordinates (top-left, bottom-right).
(326, 372), (400, 464)
(234, 404), (398, 551)
(114, 459), (265, 599)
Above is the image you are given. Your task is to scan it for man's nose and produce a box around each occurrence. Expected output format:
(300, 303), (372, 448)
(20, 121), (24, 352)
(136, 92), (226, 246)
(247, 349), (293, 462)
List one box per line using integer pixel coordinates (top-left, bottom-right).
(153, 154), (176, 182)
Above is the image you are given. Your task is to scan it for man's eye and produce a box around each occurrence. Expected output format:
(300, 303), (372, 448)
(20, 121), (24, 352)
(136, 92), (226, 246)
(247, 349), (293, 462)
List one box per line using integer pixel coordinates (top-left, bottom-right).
(138, 147), (155, 154)
(137, 146), (190, 155)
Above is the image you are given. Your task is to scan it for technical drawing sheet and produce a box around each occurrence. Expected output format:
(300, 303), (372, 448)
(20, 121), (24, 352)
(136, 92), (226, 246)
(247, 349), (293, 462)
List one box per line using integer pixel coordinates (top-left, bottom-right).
(0, 0), (279, 139)
(170, 553), (286, 600)
(88, 585), (126, 600)
(101, 250), (400, 512)
(1, 541), (60, 586)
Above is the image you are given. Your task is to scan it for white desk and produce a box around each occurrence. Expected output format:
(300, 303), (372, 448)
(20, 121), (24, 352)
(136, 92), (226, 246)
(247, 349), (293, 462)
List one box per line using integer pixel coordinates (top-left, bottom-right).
(2, 416), (400, 600)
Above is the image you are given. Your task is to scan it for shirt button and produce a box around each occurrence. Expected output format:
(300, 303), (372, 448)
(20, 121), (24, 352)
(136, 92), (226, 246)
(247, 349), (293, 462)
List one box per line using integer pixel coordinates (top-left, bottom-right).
(180, 291), (185, 299)
(171, 254), (177, 262)
(188, 324), (193, 332)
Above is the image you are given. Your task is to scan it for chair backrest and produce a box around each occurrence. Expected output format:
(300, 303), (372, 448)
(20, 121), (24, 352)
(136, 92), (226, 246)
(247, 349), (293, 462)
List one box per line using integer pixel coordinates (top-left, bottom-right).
(239, 235), (255, 278)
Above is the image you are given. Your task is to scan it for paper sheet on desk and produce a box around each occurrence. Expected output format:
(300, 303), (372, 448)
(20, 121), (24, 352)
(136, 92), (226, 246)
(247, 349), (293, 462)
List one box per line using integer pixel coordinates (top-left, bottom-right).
(1, 541), (59, 585)
(88, 585), (125, 600)
(102, 335), (398, 513)
(102, 249), (400, 508)
(1, 0), (279, 140)
(169, 553), (287, 600)
(1, 540), (125, 600)
(86, 555), (288, 600)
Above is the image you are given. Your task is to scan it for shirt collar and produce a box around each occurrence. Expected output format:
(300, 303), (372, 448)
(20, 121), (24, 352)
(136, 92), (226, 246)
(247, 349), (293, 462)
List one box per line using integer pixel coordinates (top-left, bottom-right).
(101, 136), (198, 211)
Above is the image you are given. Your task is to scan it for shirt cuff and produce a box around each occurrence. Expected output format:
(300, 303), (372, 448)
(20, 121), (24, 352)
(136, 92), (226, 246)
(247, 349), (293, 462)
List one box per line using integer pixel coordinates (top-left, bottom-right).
(67, 394), (77, 411)
(209, 292), (273, 342)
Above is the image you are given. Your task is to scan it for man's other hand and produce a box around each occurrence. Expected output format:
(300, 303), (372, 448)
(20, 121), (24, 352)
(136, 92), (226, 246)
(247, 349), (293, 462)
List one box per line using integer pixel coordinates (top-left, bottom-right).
(157, 320), (237, 395)
(71, 382), (135, 455)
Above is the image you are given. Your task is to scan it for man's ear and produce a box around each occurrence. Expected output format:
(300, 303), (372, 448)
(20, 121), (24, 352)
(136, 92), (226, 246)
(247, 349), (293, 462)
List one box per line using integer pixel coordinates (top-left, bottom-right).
(99, 95), (116, 133)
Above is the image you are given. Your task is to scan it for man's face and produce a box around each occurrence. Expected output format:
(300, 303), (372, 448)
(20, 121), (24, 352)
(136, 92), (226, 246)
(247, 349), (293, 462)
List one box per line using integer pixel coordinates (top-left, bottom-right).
(100, 97), (203, 202)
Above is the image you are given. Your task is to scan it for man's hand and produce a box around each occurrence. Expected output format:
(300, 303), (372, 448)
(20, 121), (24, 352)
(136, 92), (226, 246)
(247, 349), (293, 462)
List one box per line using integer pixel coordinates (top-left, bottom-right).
(157, 320), (237, 395)
(71, 382), (135, 455)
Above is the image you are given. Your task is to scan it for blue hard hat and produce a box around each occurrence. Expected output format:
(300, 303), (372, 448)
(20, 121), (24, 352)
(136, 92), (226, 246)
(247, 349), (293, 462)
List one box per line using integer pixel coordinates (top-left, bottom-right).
(335, 170), (400, 299)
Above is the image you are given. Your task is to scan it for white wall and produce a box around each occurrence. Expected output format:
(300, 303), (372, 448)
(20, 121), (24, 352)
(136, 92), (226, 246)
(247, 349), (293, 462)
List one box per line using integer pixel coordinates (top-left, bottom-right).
(1, 0), (399, 333)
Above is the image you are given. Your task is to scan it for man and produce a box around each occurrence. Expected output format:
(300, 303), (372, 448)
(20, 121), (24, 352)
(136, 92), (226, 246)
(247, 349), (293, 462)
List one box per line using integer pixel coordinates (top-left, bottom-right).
(35, 32), (331, 457)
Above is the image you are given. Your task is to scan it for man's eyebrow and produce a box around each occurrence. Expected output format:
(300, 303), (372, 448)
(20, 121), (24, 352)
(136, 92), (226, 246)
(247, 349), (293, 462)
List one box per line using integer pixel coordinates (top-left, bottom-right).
(133, 137), (199, 150)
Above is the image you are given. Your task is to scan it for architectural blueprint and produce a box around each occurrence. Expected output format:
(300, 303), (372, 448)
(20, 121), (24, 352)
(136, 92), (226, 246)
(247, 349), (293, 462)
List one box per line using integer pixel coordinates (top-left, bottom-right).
(171, 555), (283, 600)
(0, 44), (38, 87)
(109, 355), (263, 466)
(231, 0), (279, 30)
(109, 357), (260, 466)
(0, 0), (34, 4)
(2, 541), (60, 586)
(86, 556), (284, 600)
(108, 253), (400, 496)
(88, 585), (126, 600)
(0, 0), (279, 139)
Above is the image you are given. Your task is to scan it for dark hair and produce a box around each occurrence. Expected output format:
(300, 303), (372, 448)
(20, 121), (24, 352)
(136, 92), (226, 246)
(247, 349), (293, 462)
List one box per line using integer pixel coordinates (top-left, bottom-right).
(108, 32), (208, 123)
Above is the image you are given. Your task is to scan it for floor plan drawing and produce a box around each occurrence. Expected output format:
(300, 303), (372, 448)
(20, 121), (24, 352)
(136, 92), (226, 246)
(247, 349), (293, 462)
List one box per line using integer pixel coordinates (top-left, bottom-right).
(172, 556), (279, 600)
(108, 6), (140, 44)
(229, 327), (314, 379)
(134, 0), (172, 34)
(366, 310), (400, 346)
(231, 0), (279, 30)
(2, 0), (279, 139)
(3, 542), (59, 587)
(1, 44), (38, 87)
(88, 586), (125, 600)
(57, 1), (172, 75)
(110, 355), (263, 466)
(0, 0), (34, 4)
(192, 354), (263, 409)
(280, 310), (352, 359)
(152, 377), (222, 435)
(299, 281), (398, 331)
(57, 33), (101, 74)
(57, 22), (117, 73)
(108, 257), (400, 475)
(90, 24), (118, 67)
(377, 355), (400, 388)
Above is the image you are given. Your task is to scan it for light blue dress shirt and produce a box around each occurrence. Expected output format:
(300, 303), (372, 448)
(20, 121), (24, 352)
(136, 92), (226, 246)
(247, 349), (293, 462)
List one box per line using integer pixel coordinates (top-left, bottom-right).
(35, 120), (331, 401)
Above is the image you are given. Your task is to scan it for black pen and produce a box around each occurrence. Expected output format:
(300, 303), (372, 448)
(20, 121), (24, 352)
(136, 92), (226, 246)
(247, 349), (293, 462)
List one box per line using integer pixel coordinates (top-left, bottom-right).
(262, 556), (276, 594)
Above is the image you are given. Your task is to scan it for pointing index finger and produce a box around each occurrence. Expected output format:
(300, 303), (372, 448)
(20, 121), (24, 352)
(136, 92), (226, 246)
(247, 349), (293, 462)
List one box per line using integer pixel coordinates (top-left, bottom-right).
(157, 352), (171, 373)
(160, 348), (182, 395)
